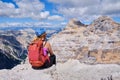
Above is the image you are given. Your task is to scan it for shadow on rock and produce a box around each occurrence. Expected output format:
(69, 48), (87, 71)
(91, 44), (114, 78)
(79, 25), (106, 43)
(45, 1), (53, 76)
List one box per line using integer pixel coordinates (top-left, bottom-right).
(0, 52), (21, 69)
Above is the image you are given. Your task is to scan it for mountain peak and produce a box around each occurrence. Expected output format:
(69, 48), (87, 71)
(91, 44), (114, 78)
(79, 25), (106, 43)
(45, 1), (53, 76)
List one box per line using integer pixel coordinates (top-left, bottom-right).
(65, 18), (85, 29)
(89, 16), (119, 32)
(92, 16), (114, 24)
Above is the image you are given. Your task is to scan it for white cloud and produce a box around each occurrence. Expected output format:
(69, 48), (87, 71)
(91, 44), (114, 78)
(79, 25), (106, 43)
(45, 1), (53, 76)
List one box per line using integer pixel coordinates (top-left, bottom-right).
(48, 15), (64, 21)
(0, 21), (67, 28)
(101, 1), (120, 15)
(48, 0), (100, 8)
(40, 11), (50, 19)
(1, 0), (119, 25)
(30, 11), (50, 20)
(0, 1), (15, 8)
(0, 1), (16, 16)
(48, 0), (120, 22)
(0, 0), (50, 20)
(0, 21), (57, 28)
(15, 0), (44, 11)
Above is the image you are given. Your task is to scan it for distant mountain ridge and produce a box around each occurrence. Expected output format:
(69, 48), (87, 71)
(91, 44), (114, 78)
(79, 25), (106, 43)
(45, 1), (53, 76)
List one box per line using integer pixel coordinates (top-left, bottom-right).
(0, 29), (35, 69)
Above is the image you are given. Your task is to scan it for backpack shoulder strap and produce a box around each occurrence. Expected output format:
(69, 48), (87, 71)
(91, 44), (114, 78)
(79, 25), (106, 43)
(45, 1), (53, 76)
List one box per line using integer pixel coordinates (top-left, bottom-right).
(43, 41), (47, 47)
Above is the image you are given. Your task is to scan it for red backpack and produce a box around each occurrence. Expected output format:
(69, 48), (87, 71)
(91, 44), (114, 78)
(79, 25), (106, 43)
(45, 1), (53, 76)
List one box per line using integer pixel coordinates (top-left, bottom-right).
(28, 40), (49, 68)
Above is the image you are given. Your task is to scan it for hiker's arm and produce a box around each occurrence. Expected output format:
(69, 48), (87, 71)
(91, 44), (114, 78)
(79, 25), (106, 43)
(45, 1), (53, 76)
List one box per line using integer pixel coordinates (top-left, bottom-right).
(48, 42), (54, 55)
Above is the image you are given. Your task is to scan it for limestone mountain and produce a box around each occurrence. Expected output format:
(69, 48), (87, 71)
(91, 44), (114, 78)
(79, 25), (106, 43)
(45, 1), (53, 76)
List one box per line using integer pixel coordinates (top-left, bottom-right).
(49, 16), (120, 64)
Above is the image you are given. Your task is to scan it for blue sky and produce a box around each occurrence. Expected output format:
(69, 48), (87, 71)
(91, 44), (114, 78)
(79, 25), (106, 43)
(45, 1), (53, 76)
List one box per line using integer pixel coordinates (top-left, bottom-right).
(0, 0), (120, 28)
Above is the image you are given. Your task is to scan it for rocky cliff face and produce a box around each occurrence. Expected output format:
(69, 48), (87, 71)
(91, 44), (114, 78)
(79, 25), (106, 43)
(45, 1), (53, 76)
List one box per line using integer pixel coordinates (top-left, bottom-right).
(0, 29), (35, 69)
(49, 16), (120, 64)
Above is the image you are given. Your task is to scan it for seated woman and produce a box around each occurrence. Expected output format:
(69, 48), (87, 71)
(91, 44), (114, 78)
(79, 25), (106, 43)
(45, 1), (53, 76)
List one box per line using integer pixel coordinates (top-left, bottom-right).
(33, 29), (56, 69)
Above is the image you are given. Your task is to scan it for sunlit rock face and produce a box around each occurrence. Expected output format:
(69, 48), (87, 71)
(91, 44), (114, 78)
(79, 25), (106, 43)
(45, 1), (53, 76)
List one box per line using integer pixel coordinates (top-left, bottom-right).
(0, 29), (35, 69)
(49, 16), (120, 64)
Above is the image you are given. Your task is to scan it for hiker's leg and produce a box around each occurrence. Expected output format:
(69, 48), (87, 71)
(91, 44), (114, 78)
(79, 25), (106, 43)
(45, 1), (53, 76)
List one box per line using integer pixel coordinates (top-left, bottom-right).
(52, 54), (56, 65)
(43, 60), (50, 68)
(41, 55), (56, 68)
(49, 54), (56, 66)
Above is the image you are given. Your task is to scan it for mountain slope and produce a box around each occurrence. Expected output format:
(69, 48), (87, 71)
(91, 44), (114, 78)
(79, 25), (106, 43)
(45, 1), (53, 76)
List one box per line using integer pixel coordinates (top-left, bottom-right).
(0, 29), (35, 69)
